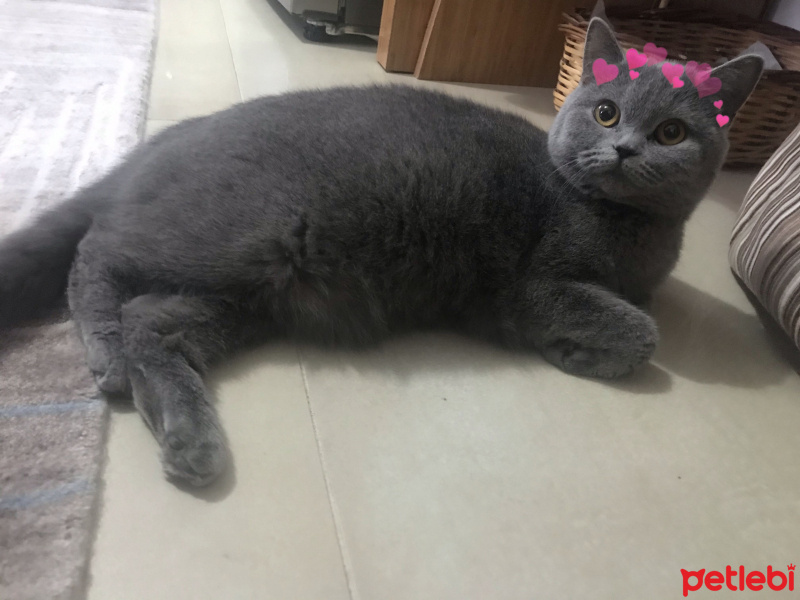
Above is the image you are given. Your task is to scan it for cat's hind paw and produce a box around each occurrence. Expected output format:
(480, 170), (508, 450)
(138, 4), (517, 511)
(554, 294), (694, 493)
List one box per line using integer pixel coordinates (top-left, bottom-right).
(160, 417), (228, 487)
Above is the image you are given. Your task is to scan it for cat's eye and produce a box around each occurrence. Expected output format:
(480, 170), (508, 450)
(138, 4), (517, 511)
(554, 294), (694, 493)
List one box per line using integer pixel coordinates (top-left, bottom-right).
(655, 119), (686, 145)
(594, 101), (620, 127)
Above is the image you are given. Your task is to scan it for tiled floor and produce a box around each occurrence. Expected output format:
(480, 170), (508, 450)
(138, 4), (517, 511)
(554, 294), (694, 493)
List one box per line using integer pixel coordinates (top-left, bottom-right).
(88, 1), (800, 598)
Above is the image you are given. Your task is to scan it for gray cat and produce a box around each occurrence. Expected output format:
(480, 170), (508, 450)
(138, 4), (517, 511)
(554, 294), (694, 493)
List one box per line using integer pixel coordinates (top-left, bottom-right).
(0, 19), (763, 486)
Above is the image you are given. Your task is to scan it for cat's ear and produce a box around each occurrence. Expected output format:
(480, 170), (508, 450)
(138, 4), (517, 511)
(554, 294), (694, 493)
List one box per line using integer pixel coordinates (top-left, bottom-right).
(581, 17), (624, 85)
(709, 55), (764, 116)
(590, 0), (609, 22)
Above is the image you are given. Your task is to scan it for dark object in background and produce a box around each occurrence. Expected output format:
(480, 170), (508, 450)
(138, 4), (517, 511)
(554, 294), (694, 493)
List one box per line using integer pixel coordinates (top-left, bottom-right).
(276, 0), (384, 40)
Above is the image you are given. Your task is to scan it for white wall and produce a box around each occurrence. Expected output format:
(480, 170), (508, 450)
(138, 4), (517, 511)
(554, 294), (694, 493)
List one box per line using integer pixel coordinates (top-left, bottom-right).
(768, 0), (800, 30)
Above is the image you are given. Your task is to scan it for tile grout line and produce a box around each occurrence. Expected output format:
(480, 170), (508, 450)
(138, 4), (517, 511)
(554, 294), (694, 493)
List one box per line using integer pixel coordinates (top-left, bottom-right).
(296, 345), (358, 600)
(217, 0), (244, 102)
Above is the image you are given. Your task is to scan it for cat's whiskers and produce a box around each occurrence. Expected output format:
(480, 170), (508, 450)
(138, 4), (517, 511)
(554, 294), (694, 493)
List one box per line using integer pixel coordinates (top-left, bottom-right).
(542, 157), (583, 191)
(551, 161), (595, 202)
(638, 163), (664, 184)
(626, 165), (659, 187)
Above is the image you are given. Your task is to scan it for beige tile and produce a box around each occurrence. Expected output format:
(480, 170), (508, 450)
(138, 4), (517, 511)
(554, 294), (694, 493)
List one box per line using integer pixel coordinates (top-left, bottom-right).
(300, 324), (800, 599)
(148, 0), (240, 120)
(88, 344), (350, 600)
(145, 119), (177, 138)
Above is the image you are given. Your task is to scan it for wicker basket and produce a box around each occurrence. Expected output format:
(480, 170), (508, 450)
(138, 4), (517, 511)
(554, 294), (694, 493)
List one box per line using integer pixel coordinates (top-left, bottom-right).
(554, 9), (800, 168)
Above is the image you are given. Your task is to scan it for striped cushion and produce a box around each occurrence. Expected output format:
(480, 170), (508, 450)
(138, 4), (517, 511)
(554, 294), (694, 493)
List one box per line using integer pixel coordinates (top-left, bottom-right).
(730, 121), (800, 349)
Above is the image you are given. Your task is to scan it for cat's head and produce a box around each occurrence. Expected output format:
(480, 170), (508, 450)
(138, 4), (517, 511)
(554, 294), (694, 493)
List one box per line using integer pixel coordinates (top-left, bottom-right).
(547, 17), (764, 218)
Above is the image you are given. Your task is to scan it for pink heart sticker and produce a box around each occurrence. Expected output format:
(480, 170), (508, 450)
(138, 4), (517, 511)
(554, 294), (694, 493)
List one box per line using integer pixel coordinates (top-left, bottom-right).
(592, 58), (619, 86)
(697, 76), (722, 98)
(672, 77), (684, 89)
(629, 70), (640, 80)
(644, 42), (667, 65)
(661, 62), (684, 85)
(626, 48), (648, 70)
(714, 100), (723, 109)
(685, 61), (712, 87)
(716, 114), (730, 127)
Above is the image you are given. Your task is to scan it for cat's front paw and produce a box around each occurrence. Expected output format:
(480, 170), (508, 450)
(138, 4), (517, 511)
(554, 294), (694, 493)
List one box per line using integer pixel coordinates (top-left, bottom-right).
(542, 338), (656, 378)
(542, 311), (658, 379)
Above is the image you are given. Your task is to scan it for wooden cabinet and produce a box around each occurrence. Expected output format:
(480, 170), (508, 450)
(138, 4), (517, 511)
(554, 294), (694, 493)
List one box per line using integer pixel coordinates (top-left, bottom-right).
(377, 0), (669, 87)
(377, 0), (437, 73)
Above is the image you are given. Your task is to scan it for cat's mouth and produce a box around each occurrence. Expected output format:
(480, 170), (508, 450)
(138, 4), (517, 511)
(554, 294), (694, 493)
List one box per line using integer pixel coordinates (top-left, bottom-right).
(573, 163), (661, 200)
(587, 157), (664, 191)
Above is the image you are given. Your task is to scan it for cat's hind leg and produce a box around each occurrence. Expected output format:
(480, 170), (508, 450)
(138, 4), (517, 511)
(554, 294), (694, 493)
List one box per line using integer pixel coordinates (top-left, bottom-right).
(500, 279), (658, 378)
(68, 243), (129, 395)
(121, 293), (256, 486)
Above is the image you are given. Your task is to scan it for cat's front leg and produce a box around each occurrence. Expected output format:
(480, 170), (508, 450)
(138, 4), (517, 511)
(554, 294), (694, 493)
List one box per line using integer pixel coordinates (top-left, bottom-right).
(501, 279), (658, 378)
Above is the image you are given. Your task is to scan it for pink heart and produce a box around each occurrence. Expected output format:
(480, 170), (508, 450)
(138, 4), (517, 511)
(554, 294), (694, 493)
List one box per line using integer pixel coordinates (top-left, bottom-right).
(714, 100), (723, 109)
(685, 61), (712, 87)
(716, 114), (730, 127)
(671, 77), (684, 89)
(661, 62), (684, 85)
(626, 48), (648, 70)
(592, 58), (619, 86)
(697, 76), (722, 99)
(644, 42), (667, 65)
(629, 70), (640, 80)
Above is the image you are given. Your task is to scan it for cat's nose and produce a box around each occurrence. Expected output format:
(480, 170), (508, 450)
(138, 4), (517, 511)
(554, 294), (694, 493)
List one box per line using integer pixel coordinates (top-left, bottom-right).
(614, 145), (637, 160)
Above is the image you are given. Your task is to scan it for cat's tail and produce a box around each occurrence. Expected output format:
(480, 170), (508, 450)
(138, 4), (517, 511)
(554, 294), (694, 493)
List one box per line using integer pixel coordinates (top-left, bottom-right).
(0, 188), (107, 328)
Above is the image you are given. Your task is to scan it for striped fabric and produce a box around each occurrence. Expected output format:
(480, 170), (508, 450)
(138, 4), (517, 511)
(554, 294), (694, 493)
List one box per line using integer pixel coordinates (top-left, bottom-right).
(730, 121), (800, 350)
(0, 1), (155, 598)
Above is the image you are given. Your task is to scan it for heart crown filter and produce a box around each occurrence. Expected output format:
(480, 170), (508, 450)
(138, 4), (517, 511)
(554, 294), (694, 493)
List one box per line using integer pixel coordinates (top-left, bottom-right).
(591, 39), (728, 127)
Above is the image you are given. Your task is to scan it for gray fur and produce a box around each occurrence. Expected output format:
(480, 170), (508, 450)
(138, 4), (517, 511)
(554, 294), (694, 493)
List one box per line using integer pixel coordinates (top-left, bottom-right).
(0, 18), (763, 485)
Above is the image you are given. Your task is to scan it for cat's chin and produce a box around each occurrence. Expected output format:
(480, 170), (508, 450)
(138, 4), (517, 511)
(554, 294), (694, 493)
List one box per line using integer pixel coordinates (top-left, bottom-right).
(588, 180), (654, 209)
(586, 175), (633, 198)
(588, 166), (660, 201)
